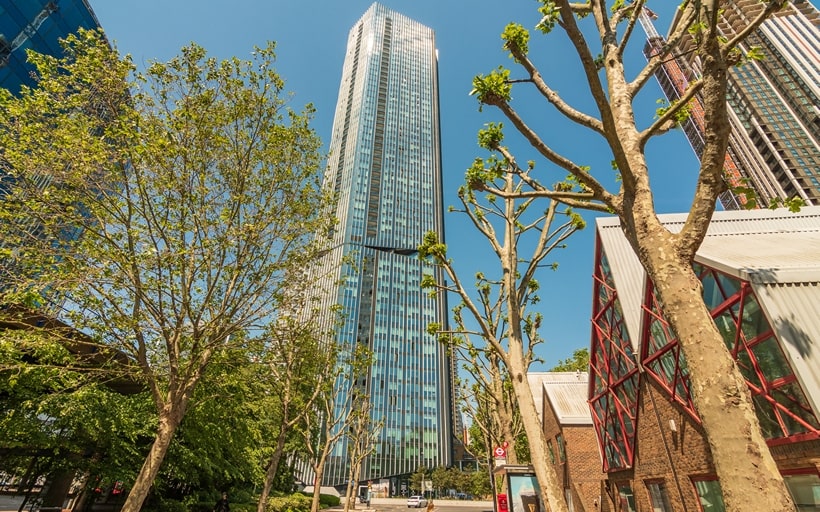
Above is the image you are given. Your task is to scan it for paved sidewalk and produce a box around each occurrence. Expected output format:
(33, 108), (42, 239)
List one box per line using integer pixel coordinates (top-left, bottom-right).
(1, 494), (493, 512)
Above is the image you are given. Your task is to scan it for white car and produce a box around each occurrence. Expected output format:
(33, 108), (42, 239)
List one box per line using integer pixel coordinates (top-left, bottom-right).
(407, 495), (428, 508)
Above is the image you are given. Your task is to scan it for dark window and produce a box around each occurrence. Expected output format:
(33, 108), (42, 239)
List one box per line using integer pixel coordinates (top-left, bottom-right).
(617, 484), (636, 512)
(556, 434), (566, 462)
(546, 440), (555, 464)
(691, 477), (726, 512)
(646, 480), (673, 512)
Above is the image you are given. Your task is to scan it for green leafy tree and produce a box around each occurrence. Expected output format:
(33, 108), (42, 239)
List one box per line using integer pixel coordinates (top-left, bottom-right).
(0, 30), (333, 512)
(420, 139), (584, 512)
(342, 394), (383, 512)
(151, 348), (267, 501)
(468, 468), (492, 499)
(252, 294), (337, 512)
(550, 348), (589, 372)
(295, 342), (372, 512)
(410, 466), (428, 495)
(430, 465), (449, 497)
(463, 1), (794, 510)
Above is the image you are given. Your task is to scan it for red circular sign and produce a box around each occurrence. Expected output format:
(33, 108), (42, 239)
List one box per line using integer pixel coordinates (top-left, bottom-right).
(494, 446), (506, 458)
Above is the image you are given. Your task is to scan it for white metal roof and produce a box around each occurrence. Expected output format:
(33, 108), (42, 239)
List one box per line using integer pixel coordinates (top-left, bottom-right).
(528, 372), (592, 425)
(594, 206), (820, 416)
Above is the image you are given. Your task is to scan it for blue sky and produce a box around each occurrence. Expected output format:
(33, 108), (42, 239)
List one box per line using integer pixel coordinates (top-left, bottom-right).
(90, 0), (701, 368)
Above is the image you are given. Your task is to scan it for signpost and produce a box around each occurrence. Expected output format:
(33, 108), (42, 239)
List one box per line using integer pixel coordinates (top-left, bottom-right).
(493, 446), (507, 467)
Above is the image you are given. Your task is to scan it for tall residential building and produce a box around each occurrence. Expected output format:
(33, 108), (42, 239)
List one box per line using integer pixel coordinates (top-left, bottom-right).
(1, 0), (102, 95)
(641, 0), (820, 210)
(315, 3), (453, 489)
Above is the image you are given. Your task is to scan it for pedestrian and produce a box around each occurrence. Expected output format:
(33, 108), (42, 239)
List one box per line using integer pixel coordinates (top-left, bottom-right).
(426, 498), (434, 512)
(213, 491), (230, 512)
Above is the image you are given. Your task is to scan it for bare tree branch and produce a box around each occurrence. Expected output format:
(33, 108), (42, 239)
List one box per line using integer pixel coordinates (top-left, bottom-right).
(556, 0), (614, 129)
(721, 0), (785, 56)
(505, 47), (605, 135)
(639, 80), (704, 145)
(491, 100), (618, 208)
(616, 0), (647, 59)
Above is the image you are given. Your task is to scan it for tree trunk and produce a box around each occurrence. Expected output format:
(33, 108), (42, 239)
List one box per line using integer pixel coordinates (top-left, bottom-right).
(507, 356), (568, 512)
(343, 476), (356, 512)
(310, 458), (327, 512)
(637, 226), (794, 512)
(41, 467), (74, 509)
(257, 427), (288, 512)
(495, 405), (518, 466)
(119, 405), (185, 512)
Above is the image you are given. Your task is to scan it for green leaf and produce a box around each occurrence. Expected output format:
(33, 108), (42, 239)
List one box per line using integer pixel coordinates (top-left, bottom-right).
(536, 0), (560, 34)
(478, 122), (505, 150)
(470, 67), (513, 107)
(502, 23), (530, 61)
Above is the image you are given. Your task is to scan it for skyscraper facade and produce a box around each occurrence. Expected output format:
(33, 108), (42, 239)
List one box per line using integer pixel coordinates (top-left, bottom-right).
(1, 0), (102, 255)
(641, 0), (820, 209)
(1, 0), (101, 95)
(316, 3), (452, 489)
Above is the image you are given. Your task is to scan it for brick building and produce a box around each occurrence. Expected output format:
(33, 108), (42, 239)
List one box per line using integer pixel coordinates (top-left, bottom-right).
(530, 372), (609, 512)
(587, 207), (820, 511)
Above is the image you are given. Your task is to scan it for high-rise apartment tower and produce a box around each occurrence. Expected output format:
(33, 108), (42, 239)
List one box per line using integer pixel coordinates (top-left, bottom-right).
(1, 0), (101, 95)
(641, 0), (820, 209)
(1, 0), (102, 258)
(315, 3), (453, 489)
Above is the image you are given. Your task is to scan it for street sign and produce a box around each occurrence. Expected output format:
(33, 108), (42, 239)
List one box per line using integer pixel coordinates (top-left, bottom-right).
(494, 446), (507, 458)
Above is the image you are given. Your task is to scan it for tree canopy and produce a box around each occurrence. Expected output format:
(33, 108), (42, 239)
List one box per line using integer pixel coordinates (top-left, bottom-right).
(0, 29), (334, 511)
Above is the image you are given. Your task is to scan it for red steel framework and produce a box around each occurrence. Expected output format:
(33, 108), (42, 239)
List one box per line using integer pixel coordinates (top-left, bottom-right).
(589, 243), (640, 472)
(589, 241), (820, 473)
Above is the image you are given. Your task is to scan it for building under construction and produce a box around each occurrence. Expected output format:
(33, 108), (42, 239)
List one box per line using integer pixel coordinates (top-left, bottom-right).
(640, 0), (820, 210)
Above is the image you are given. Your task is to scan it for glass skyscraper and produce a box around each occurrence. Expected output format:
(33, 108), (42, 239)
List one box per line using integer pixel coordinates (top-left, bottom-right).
(1, 0), (102, 254)
(1, 0), (101, 95)
(641, 0), (820, 209)
(314, 3), (453, 489)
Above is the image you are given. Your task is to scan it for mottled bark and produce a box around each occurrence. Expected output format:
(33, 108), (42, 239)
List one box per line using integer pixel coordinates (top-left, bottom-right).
(597, 2), (794, 505)
(469, 0), (796, 508)
(506, 348), (567, 512)
(630, 222), (794, 512)
(502, 197), (568, 512)
(120, 402), (187, 512)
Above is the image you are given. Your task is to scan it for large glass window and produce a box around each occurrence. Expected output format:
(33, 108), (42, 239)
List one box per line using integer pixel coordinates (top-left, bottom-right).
(783, 472), (820, 511)
(646, 481), (673, 512)
(691, 478), (726, 512)
(617, 484), (636, 512)
(641, 264), (819, 441)
(556, 434), (566, 462)
(642, 295), (697, 419)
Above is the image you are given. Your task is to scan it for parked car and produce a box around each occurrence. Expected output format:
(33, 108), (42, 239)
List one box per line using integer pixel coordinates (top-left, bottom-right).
(407, 495), (428, 508)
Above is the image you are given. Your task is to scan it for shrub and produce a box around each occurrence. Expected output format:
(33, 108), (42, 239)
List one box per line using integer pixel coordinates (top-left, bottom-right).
(151, 499), (188, 512)
(318, 494), (340, 507)
(266, 492), (312, 512)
